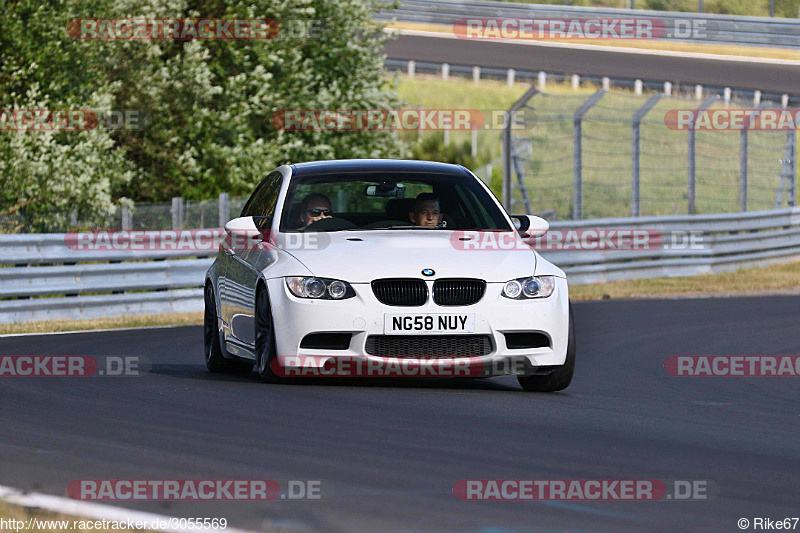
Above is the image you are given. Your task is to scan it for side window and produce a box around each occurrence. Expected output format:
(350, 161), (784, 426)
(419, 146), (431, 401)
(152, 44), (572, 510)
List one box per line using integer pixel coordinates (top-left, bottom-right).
(241, 172), (283, 220)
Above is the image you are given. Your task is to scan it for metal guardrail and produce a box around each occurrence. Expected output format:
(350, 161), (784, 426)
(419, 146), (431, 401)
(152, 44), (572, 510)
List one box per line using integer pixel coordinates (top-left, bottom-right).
(0, 233), (216, 323)
(378, 0), (800, 49)
(542, 206), (800, 283)
(2, 208), (800, 323)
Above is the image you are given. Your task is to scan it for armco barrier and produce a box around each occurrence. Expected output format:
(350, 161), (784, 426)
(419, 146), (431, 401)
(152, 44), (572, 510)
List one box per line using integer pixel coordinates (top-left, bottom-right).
(0, 232), (216, 324)
(542, 207), (800, 283)
(1, 207), (799, 323)
(378, 0), (800, 49)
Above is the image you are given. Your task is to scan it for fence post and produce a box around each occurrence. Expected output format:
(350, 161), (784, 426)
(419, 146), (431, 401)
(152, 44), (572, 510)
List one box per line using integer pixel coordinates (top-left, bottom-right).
(172, 197), (184, 230)
(739, 127), (748, 212)
(121, 206), (132, 230)
(502, 83), (540, 211)
(471, 129), (478, 157)
(219, 192), (230, 227)
(573, 90), (607, 220)
(789, 129), (797, 207)
(631, 94), (662, 216)
(502, 116), (511, 209)
(688, 97), (717, 214)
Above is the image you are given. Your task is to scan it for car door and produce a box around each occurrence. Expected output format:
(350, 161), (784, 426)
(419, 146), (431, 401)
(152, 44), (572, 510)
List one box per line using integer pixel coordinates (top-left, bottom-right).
(221, 172), (283, 357)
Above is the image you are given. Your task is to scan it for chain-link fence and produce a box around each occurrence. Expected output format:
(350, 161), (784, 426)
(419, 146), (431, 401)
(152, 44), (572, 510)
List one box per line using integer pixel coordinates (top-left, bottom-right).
(503, 87), (798, 219)
(0, 194), (250, 233)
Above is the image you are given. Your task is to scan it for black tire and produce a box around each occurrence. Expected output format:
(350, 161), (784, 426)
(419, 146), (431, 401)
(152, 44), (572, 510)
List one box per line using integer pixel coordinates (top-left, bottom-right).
(517, 304), (576, 392)
(255, 287), (279, 383)
(204, 283), (230, 373)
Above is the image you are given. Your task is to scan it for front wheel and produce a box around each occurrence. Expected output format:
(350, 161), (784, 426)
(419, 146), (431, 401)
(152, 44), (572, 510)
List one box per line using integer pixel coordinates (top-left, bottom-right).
(517, 304), (576, 392)
(204, 283), (230, 373)
(255, 288), (279, 383)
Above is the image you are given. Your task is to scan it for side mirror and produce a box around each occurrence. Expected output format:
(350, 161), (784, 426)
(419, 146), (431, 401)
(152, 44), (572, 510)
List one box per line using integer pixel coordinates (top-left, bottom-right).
(511, 215), (549, 237)
(223, 217), (262, 253)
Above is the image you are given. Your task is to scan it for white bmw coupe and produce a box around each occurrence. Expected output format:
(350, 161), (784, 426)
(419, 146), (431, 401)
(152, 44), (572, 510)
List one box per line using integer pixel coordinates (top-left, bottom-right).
(205, 159), (575, 391)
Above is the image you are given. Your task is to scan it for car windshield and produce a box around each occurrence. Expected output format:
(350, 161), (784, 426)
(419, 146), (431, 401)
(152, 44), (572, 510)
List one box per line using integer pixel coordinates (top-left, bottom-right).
(279, 172), (512, 232)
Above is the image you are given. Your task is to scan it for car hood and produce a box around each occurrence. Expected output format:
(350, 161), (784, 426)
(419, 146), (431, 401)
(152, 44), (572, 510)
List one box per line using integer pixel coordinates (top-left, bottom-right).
(279, 230), (539, 283)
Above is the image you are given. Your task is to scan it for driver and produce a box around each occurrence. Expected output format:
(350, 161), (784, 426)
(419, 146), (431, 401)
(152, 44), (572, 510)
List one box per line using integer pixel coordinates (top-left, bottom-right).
(408, 193), (443, 227)
(298, 194), (332, 229)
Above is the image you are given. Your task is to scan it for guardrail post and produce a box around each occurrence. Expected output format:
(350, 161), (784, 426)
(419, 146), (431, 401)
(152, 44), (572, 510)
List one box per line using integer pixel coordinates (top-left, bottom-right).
(663, 82), (672, 97)
(632, 94), (662, 216)
(723, 88), (731, 106)
(634, 80), (642, 95)
(506, 69), (515, 87)
(571, 75), (580, 90)
(688, 97), (717, 214)
(472, 66), (480, 84)
(441, 63), (449, 81)
(538, 71), (546, 89)
(172, 197), (184, 230)
(573, 90), (607, 220)
(602, 77), (610, 91)
(219, 193), (230, 227)
(407, 60), (415, 78)
(121, 206), (132, 230)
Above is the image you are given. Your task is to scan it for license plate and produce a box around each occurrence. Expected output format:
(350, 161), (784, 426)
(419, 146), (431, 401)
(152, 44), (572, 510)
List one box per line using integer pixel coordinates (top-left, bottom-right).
(384, 314), (475, 334)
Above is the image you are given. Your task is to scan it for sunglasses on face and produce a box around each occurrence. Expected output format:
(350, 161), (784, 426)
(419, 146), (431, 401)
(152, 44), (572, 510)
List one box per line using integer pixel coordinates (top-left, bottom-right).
(306, 208), (332, 216)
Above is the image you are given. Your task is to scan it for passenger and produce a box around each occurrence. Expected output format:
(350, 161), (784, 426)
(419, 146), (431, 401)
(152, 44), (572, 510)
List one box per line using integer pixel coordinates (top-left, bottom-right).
(409, 193), (443, 227)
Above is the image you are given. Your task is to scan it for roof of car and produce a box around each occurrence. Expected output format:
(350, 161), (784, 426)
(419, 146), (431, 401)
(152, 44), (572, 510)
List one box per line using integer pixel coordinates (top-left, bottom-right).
(290, 159), (471, 177)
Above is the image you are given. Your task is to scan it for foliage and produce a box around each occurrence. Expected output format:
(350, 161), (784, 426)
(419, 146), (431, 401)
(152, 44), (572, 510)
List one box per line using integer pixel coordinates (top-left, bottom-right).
(0, 0), (408, 230)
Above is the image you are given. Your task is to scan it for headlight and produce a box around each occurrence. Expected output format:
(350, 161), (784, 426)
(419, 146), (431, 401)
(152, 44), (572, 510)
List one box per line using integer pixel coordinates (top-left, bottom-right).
(285, 277), (356, 300)
(502, 276), (555, 299)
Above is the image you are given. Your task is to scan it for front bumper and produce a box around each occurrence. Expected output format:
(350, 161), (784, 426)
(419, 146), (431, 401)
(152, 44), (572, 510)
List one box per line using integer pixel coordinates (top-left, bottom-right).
(266, 276), (570, 377)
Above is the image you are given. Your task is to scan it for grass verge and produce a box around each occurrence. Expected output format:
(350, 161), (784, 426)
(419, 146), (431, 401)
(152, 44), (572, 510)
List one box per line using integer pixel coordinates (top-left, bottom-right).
(0, 501), (135, 532)
(387, 22), (800, 61)
(569, 258), (800, 300)
(0, 312), (202, 336)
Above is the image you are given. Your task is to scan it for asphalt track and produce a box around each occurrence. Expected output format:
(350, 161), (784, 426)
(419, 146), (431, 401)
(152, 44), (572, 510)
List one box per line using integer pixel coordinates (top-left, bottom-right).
(385, 34), (800, 95)
(1, 295), (799, 532)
